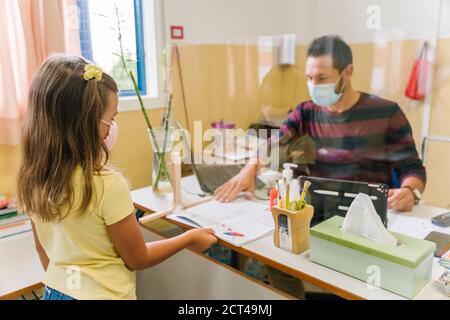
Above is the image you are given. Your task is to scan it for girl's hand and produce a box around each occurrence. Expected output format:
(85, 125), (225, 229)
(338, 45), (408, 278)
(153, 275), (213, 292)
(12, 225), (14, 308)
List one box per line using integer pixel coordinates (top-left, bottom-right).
(186, 228), (217, 252)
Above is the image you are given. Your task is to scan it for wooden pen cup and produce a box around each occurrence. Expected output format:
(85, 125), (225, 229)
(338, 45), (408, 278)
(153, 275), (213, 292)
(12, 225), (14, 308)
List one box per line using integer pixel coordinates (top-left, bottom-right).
(271, 204), (314, 254)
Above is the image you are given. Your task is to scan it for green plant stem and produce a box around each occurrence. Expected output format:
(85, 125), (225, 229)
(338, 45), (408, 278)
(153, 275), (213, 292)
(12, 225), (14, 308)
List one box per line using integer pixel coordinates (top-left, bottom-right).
(128, 65), (172, 186)
(115, 4), (171, 190)
(154, 94), (173, 189)
(115, 4), (159, 155)
(129, 69), (172, 188)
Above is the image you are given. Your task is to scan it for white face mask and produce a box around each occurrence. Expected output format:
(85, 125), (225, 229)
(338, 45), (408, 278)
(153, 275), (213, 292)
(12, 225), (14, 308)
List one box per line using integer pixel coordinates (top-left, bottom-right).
(307, 73), (346, 107)
(101, 119), (118, 150)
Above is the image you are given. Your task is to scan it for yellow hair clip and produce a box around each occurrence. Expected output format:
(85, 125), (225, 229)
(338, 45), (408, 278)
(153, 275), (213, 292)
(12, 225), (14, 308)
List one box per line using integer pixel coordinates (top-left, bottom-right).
(83, 64), (103, 82)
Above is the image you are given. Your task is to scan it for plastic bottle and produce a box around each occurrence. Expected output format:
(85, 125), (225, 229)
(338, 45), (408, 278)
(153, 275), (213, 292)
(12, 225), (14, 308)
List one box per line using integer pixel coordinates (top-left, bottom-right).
(278, 163), (299, 210)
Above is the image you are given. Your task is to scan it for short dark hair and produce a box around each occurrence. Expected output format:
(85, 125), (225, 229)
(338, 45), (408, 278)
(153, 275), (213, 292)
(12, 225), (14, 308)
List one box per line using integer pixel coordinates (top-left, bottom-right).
(307, 35), (353, 72)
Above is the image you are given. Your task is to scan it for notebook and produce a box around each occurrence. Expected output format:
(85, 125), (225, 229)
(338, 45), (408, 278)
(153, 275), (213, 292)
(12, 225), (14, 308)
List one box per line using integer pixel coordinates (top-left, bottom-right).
(175, 199), (274, 247)
(0, 207), (18, 221)
(0, 216), (31, 240)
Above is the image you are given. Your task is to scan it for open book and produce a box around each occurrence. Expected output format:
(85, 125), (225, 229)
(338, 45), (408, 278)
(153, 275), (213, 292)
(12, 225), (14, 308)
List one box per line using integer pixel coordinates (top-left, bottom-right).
(174, 199), (274, 247)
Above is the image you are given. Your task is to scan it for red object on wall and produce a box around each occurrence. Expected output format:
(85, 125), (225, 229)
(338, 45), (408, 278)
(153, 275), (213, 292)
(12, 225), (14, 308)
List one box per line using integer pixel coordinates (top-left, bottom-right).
(405, 42), (429, 101)
(170, 25), (184, 40)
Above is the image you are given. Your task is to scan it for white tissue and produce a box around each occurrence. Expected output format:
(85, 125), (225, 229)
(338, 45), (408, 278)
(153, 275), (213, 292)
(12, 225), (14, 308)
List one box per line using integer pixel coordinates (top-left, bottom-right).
(342, 193), (397, 246)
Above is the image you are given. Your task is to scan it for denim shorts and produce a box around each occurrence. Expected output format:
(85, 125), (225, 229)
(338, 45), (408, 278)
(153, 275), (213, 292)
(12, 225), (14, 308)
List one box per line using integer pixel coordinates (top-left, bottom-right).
(42, 286), (76, 300)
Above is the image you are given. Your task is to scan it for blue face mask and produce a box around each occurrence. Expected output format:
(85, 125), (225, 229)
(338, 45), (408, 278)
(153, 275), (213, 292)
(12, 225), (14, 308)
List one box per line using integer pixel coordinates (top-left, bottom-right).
(307, 73), (345, 107)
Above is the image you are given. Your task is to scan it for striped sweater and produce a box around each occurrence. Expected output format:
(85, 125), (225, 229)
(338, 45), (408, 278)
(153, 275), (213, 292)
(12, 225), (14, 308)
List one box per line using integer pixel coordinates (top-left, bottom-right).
(279, 92), (426, 187)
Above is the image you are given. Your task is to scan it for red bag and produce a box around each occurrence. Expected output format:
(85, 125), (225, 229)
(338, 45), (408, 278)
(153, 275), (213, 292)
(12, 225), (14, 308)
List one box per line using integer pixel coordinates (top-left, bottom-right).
(405, 42), (429, 101)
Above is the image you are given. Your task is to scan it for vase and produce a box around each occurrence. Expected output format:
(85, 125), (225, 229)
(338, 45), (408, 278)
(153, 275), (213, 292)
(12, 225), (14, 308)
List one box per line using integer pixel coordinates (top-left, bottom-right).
(148, 127), (173, 193)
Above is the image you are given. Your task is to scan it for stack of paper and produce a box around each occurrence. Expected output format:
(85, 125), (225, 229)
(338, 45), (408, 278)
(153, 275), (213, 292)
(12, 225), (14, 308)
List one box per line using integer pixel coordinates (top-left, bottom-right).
(0, 207), (18, 220)
(176, 199), (274, 247)
(0, 215), (31, 240)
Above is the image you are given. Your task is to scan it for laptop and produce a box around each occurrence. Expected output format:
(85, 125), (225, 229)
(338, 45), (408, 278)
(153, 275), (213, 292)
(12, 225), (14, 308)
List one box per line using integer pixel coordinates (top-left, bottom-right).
(176, 123), (265, 194)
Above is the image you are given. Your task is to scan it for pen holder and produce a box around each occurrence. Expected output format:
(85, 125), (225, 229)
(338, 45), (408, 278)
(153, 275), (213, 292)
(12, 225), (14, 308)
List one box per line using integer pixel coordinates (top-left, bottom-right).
(271, 204), (314, 254)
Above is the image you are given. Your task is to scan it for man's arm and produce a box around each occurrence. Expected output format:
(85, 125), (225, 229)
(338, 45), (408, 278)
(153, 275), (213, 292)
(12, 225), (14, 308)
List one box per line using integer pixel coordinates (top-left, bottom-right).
(388, 176), (425, 212)
(402, 176), (425, 193)
(387, 105), (426, 212)
(216, 105), (303, 202)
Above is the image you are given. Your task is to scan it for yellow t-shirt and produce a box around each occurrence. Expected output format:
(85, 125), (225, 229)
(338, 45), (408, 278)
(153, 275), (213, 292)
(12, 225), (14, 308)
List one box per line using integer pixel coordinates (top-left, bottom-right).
(30, 167), (136, 300)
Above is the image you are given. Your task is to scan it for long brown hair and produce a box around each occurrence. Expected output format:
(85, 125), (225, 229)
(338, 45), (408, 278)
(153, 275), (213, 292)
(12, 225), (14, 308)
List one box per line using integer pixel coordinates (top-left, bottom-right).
(17, 55), (118, 222)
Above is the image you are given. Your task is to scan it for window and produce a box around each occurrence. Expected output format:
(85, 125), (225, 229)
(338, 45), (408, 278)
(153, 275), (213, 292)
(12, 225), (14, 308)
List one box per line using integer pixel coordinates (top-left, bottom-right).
(77, 0), (160, 99)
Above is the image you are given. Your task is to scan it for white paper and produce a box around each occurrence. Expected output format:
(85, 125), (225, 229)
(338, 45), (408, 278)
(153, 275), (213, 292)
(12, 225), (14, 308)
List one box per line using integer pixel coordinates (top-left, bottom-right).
(177, 199), (274, 247)
(389, 213), (450, 239)
(342, 193), (398, 246)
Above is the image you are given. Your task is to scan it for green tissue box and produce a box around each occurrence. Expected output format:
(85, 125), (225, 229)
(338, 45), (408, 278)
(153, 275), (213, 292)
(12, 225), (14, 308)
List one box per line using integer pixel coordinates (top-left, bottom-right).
(310, 216), (436, 299)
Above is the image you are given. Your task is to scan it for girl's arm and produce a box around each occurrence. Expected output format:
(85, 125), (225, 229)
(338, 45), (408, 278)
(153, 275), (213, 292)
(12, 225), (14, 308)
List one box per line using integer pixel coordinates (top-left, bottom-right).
(107, 213), (217, 271)
(31, 221), (49, 271)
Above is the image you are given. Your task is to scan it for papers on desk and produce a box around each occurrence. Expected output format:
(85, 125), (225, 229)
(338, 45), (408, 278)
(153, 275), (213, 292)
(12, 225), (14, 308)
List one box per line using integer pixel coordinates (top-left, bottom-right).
(388, 214), (450, 239)
(389, 215), (434, 239)
(176, 199), (274, 247)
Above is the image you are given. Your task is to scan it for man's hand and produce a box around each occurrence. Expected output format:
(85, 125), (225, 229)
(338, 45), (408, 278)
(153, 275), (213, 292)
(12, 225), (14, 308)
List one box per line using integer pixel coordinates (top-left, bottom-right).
(215, 164), (258, 202)
(388, 188), (415, 212)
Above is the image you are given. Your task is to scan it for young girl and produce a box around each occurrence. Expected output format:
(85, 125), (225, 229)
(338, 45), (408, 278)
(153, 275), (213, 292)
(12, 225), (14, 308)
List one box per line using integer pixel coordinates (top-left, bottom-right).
(17, 55), (217, 300)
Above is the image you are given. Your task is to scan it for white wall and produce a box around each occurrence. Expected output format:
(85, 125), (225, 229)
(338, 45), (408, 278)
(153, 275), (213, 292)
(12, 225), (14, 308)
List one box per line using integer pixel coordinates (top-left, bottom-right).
(296, 0), (443, 43)
(162, 0), (286, 43)
(162, 0), (450, 44)
(440, 0), (450, 37)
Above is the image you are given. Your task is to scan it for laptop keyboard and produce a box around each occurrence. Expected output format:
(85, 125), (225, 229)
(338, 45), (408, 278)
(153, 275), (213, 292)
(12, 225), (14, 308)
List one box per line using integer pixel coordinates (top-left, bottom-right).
(198, 166), (241, 192)
(196, 165), (265, 193)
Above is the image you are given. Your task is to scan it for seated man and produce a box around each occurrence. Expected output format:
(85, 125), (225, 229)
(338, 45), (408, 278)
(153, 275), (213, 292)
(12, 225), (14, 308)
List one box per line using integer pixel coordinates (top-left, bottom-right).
(216, 35), (426, 213)
(215, 34), (426, 300)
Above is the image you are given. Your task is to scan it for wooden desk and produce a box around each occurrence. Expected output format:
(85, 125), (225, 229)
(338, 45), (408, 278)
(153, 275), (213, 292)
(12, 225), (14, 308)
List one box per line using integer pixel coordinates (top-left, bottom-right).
(137, 226), (292, 299)
(132, 175), (450, 300)
(2, 175), (447, 300)
(0, 226), (288, 300)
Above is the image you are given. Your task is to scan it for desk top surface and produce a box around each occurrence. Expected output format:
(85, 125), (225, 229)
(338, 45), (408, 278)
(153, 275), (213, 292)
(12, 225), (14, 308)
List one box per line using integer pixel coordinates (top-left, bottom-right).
(132, 175), (450, 300)
(0, 231), (44, 298)
(2, 174), (447, 300)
